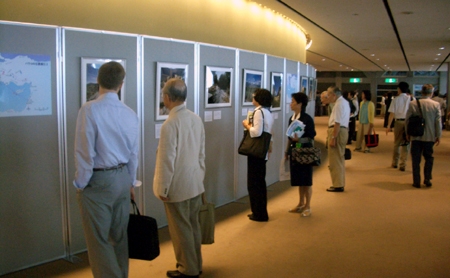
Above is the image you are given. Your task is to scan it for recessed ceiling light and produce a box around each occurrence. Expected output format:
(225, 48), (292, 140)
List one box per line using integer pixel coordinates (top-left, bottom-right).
(435, 58), (439, 60)
(376, 58), (380, 60)
(437, 53), (441, 56)
(439, 47), (445, 50)
(322, 58), (326, 61)
(371, 54), (375, 56)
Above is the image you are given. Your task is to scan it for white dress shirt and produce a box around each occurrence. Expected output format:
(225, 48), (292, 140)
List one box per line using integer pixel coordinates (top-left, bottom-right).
(74, 93), (139, 189)
(153, 104), (205, 202)
(328, 96), (350, 128)
(388, 93), (411, 119)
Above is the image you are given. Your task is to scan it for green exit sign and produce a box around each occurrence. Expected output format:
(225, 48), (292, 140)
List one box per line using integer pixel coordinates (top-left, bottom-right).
(349, 78), (362, 83)
(385, 78), (398, 83)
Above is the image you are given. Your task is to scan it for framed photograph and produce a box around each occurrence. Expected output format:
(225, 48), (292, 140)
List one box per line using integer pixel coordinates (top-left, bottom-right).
(242, 69), (263, 106)
(270, 72), (283, 111)
(308, 77), (316, 101)
(300, 76), (309, 97)
(156, 62), (188, 121)
(286, 73), (299, 103)
(81, 58), (126, 105)
(205, 66), (233, 108)
(311, 79), (318, 100)
(413, 84), (423, 97)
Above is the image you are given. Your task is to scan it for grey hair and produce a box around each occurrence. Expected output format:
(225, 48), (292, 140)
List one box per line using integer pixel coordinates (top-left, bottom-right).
(328, 86), (342, 97)
(163, 78), (187, 102)
(421, 84), (434, 95)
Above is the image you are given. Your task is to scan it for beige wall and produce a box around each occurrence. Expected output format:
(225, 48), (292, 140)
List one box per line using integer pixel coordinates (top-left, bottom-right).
(0, 0), (307, 62)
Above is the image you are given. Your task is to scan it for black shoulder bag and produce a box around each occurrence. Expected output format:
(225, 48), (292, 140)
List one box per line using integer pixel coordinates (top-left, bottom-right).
(238, 108), (272, 159)
(407, 100), (425, 137)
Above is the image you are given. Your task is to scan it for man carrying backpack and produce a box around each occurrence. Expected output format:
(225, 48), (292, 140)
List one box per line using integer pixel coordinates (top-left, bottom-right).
(405, 84), (441, 188)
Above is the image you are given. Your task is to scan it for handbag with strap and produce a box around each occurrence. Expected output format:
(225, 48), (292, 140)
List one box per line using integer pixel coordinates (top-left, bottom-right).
(238, 108), (272, 159)
(364, 128), (379, 148)
(291, 145), (321, 166)
(128, 200), (160, 261)
(199, 193), (215, 245)
(407, 99), (425, 136)
(344, 148), (352, 160)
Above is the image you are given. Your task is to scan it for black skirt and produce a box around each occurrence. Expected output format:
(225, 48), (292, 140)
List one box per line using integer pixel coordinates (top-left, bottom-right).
(289, 143), (313, 186)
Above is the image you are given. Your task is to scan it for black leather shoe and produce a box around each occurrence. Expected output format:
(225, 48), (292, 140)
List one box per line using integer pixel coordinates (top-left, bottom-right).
(327, 187), (344, 192)
(424, 180), (432, 187)
(412, 184), (421, 188)
(248, 215), (268, 222)
(166, 270), (199, 278)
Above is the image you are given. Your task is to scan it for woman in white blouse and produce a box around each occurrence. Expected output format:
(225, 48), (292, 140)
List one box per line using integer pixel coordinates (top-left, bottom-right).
(241, 88), (274, 222)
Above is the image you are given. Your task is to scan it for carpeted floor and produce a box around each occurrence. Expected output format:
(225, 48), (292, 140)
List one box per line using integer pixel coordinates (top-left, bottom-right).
(4, 116), (450, 278)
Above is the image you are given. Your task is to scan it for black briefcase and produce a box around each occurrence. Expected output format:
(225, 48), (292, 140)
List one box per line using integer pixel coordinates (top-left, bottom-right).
(128, 200), (160, 261)
(344, 148), (352, 160)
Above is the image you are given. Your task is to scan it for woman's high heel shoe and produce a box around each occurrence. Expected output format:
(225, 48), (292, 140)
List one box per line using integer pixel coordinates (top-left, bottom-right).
(288, 206), (305, 213)
(301, 209), (311, 217)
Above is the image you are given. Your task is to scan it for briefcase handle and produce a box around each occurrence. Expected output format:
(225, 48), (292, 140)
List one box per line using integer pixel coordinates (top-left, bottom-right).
(131, 199), (141, 216)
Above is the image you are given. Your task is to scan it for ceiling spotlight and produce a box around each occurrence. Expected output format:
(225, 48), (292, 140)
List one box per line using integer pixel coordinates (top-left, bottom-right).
(322, 58), (326, 61)
(439, 47), (445, 50)
(371, 54), (375, 56)
(437, 53), (441, 56)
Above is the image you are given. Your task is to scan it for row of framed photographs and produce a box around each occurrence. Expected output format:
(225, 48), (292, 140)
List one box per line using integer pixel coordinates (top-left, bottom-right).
(81, 58), (317, 121)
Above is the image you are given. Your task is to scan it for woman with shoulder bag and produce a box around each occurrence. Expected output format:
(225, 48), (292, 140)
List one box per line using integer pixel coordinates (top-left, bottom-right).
(285, 92), (316, 217)
(354, 90), (375, 153)
(241, 88), (274, 222)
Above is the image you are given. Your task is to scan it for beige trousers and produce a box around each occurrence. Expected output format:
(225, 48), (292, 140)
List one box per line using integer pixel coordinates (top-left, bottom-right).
(165, 194), (203, 276)
(392, 120), (409, 168)
(327, 127), (348, 188)
(355, 123), (371, 151)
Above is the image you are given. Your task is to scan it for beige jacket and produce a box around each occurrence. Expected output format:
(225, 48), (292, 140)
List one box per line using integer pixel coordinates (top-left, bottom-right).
(153, 104), (205, 202)
(406, 98), (442, 142)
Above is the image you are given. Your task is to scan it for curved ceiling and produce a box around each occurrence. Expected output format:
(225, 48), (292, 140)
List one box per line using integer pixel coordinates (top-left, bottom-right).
(259, 0), (450, 72)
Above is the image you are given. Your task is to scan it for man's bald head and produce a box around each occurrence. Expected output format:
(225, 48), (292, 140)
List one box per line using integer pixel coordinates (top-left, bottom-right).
(163, 78), (187, 102)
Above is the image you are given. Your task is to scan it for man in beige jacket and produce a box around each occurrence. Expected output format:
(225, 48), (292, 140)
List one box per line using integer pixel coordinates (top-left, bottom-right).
(153, 78), (205, 278)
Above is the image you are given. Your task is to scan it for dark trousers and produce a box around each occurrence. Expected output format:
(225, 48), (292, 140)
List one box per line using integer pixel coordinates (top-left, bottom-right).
(410, 141), (435, 185)
(348, 117), (356, 143)
(247, 156), (268, 220)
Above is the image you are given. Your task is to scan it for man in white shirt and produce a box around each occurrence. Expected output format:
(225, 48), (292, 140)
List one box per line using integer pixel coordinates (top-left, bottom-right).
(326, 86), (350, 192)
(386, 82), (411, 171)
(74, 62), (139, 278)
(153, 78), (205, 278)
